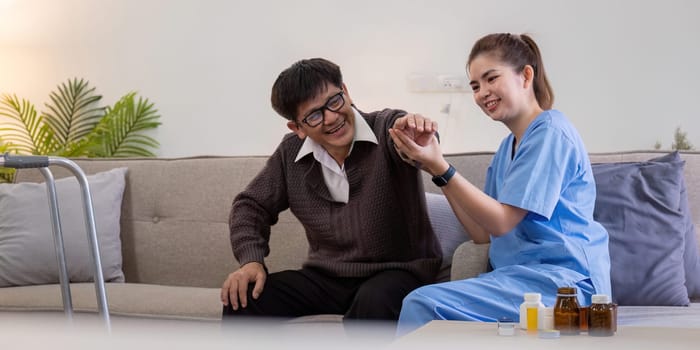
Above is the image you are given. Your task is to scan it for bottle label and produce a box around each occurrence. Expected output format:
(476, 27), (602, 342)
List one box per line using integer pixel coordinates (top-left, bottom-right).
(526, 307), (538, 333)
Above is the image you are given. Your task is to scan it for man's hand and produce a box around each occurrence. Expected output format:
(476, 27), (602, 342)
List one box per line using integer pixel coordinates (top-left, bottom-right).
(220, 261), (266, 310)
(391, 113), (438, 148)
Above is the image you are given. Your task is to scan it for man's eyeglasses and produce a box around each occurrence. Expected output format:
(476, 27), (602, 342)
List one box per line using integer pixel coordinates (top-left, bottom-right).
(300, 91), (345, 127)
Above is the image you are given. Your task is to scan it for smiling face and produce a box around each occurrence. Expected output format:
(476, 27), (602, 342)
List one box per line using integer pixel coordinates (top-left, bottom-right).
(468, 53), (533, 125)
(287, 83), (356, 162)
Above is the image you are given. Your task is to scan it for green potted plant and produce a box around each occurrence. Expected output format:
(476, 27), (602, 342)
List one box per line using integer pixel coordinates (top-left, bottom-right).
(654, 126), (694, 151)
(0, 78), (161, 183)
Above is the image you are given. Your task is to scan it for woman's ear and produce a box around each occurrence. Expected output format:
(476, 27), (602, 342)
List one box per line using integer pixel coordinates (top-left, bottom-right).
(522, 65), (535, 89)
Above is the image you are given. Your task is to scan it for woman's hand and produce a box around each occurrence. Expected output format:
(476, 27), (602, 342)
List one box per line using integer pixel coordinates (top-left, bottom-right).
(390, 113), (447, 175)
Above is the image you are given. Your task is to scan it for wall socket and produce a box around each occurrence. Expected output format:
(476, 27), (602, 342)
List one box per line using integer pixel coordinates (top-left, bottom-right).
(407, 73), (471, 93)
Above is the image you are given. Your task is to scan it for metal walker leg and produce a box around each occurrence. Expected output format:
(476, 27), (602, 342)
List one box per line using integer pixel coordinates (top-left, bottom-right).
(1, 153), (111, 330)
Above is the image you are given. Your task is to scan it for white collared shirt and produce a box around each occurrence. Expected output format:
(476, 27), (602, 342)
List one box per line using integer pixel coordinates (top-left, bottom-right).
(294, 107), (378, 203)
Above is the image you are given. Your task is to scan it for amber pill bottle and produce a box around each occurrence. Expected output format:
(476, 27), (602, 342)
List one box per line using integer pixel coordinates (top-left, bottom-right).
(588, 294), (615, 336)
(553, 287), (580, 335)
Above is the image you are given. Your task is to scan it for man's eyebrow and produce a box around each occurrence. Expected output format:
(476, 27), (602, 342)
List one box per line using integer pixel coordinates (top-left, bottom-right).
(303, 91), (341, 117)
(303, 106), (321, 118)
(302, 101), (326, 118)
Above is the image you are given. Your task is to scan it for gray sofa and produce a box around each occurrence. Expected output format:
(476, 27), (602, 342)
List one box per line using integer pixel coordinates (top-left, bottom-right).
(1, 151), (698, 326)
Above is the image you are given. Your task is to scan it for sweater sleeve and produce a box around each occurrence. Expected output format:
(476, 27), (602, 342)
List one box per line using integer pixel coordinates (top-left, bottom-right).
(369, 108), (412, 166)
(229, 141), (291, 267)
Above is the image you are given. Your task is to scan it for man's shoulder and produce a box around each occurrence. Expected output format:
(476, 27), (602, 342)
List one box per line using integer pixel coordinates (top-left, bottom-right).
(271, 133), (305, 162)
(280, 132), (301, 144)
(278, 132), (303, 149)
(360, 108), (407, 130)
(360, 108), (406, 119)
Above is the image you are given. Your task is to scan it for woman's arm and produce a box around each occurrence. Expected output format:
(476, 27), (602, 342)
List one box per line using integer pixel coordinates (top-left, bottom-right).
(442, 170), (527, 242)
(389, 127), (527, 241)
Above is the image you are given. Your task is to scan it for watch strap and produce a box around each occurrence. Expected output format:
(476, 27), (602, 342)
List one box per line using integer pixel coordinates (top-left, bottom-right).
(432, 164), (456, 187)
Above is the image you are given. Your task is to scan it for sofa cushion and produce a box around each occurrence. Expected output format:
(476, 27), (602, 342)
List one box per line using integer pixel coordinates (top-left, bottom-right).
(650, 152), (700, 299)
(425, 192), (469, 281)
(0, 282), (221, 321)
(450, 241), (491, 280)
(592, 156), (690, 306)
(0, 168), (127, 287)
(683, 180), (700, 299)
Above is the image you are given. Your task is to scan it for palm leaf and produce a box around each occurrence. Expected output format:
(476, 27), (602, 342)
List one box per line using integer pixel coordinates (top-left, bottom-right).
(42, 78), (104, 146)
(35, 124), (66, 156)
(2, 79), (161, 164)
(87, 92), (161, 157)
(0, 169), (14, 183)
(0, 140), (16, 183)
(0, 94), (43, 154)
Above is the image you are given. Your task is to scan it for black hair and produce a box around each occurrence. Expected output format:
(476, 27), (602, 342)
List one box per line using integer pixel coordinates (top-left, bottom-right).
(270, 58), (343, 121)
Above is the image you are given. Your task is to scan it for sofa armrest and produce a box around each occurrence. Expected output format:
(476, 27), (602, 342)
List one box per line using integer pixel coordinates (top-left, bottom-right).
(450, 241), (490, 280)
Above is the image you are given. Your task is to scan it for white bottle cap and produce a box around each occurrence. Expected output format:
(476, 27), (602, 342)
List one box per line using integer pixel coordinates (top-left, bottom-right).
(592, 294), (610, 304)
(524, 292), (542, 302)
(497, 317), (516, 336)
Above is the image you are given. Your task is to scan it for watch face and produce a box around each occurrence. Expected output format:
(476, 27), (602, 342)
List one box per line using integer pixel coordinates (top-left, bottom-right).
(432, 175), (448, 187)
(432, 164), (455, 187)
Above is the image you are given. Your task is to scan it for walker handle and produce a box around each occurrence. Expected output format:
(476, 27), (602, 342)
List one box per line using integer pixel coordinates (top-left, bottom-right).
(1, 153), (50, 169)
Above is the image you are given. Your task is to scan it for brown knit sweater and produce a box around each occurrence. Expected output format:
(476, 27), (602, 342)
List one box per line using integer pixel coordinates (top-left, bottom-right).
(229, 108), (441, 284)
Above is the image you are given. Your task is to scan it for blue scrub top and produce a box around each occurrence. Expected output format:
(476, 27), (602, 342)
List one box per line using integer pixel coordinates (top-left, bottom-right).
(484, 110), (611, 296)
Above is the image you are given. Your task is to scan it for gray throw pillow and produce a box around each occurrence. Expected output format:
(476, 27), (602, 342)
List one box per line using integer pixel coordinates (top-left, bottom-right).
(681, 180), (700, 299)
(648, 152), (700, 299)
(592, 156), (690, 306)
(425, 192), (469, 282)
(0, 167), (127, 287)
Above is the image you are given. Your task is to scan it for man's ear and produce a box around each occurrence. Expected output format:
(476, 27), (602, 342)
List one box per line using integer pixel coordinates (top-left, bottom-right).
(287, 121), (307, 139)
(342, 83), (353, 105)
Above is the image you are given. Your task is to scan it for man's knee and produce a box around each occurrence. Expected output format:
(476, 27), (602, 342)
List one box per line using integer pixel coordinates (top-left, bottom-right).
(346, 296), (400, 320)
(356, 283), (407, 307)
(348, 279), (418, 320)
(221, 285), (259, 318)
(400, 287), (429, 313)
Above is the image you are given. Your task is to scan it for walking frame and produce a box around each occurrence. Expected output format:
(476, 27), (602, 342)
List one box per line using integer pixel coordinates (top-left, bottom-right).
(1, 153), (111, 331)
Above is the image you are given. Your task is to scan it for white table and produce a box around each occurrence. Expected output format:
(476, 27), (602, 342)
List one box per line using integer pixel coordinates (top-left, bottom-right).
(391, 321), (699, 350)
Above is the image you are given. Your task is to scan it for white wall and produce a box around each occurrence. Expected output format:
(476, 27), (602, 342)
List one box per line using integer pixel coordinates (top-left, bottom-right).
(1, 0), (698, 157)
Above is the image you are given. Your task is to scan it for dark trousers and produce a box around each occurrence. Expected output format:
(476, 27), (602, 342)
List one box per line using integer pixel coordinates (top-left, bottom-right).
(221, 268), (423, 321)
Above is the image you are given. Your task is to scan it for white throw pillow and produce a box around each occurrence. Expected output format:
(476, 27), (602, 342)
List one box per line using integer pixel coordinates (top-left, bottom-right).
(0, 167), (127, 287)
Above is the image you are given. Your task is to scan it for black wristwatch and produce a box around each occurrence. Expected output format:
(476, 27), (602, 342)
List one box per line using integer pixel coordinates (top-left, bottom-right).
(432, 164), (456, 187)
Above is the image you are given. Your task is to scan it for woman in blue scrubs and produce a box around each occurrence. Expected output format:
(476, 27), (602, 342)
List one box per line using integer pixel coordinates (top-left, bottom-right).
(389, 33), (611, 335)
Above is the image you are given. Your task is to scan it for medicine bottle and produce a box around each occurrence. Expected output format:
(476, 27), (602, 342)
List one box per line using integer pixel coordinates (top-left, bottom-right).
(538, 306), (554, 330)
(588, 294), (615, 336)
(519, 292), (544, 332)
(553, 287), (580, 335)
